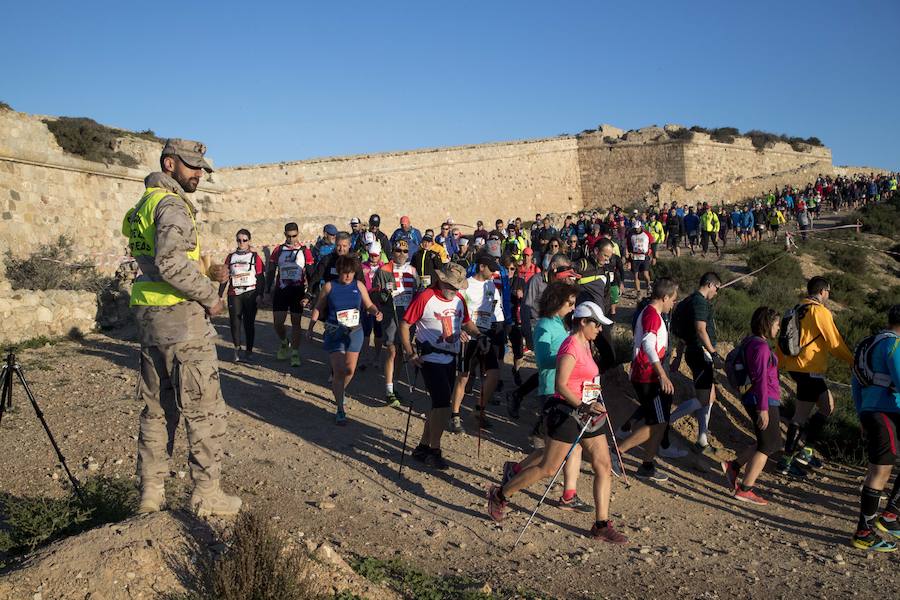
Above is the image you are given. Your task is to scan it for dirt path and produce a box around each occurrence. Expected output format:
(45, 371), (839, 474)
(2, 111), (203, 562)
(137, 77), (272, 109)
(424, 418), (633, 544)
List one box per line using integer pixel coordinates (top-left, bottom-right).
(1, 287), (896, 598)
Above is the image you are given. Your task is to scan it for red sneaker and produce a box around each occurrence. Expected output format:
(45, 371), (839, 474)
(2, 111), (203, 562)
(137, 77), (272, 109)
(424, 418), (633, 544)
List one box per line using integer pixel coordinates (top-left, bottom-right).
(734, 488), (768, 506)
(720, 460), (740, 493)
(590, 521), (628, 544)
(487, 485), (508, 522)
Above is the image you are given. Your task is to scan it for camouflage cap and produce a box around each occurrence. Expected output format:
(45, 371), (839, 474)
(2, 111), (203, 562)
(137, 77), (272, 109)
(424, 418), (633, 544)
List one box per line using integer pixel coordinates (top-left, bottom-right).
(161, 138), (214, 173)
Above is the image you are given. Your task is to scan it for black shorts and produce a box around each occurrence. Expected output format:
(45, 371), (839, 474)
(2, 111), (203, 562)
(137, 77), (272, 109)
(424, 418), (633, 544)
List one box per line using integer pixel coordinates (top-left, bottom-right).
(668, 235), (681, 246)
(686, 346), (715, 390)
(421, 360), (455, 410)
(545, 403), (606, 443)
(788, 371), (828, 405)
(742, 402), (782, 456)
(632, 381), (673, 425)
(458, 335), (501, 374)
(860, 411), (900, 466)
(631, 258), (651, 273)
(272, 285), (306, 314)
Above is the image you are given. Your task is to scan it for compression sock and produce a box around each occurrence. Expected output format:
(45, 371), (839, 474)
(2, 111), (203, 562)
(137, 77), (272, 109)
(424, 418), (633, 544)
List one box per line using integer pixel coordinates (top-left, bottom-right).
(670, 397), (701, 422)
(804, 412), (829, 447)
(784, 423), (803, 454)
(562, 489), (577, 501)
(386, 382), (394, 394)
(859, 486), (883, 532)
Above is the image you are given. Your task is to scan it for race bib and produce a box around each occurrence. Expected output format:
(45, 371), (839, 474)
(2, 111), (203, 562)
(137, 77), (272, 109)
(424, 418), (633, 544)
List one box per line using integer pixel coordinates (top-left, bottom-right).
(581, 377), (601, 404)
(475, 310), (493, 331)
(336, 309), (360, 328)
(281, 265), (302, 281)
(230, 272), (256, 288)
(632, 254), (646, 261)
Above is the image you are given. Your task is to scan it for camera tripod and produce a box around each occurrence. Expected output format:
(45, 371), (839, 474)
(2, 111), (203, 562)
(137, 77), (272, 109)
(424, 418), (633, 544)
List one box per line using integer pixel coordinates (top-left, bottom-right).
(0, 350), (85, 503)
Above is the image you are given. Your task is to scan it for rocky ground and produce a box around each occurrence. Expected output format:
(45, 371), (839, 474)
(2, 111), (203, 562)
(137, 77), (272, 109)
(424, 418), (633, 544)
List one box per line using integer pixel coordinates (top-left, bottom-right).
(1, 220), (898, 599)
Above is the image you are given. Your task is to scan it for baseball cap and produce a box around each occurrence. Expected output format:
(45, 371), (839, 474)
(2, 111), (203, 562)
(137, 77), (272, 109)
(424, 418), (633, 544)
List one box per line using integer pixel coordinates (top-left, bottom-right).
(392, 239), (409, 252)
(367, 241), (381, 256)
(323, 224), (338, 235)
(476, 254), (500, 272)
(523, 247), (534, 255)
(458, 236), (470, 247)
(422, 233), (434, 242)
(572, 301), (613, 326)
(363, 231), (375, 245)
(350, 217), (360, 225)
(632, 219), (643, 229)
(400, 215), (411, 225)
(507, 223), (516, 231)
(161, 138), (214, 173)
(369, 214), (381, 227)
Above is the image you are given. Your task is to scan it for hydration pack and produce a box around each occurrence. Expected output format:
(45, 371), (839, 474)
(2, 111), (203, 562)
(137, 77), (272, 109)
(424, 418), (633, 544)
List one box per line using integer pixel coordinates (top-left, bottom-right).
(724, 338), (751, 393)
(852, 332), (898, 390)
(777, 303), (818, 357)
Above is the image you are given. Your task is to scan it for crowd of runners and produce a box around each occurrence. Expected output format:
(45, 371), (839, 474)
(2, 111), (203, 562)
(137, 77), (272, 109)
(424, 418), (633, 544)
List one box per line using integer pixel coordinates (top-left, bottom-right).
(217, 171), (900, 549)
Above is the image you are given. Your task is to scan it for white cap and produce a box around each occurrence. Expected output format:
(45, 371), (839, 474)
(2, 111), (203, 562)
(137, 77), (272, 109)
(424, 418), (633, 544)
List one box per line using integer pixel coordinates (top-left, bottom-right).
(474, 237), (486, 247)
(572, 301), (613, 326)
(363, 231), (375, 244)
(632, 219), (643, 229)
(367, 241), (381, 256)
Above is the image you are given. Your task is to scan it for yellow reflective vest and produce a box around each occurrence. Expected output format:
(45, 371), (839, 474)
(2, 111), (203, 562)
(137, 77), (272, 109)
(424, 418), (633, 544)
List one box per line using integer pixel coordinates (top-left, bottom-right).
(122, 187), (201, 306)
(699, 210), (720, 233)
(647, 220), (665, 244)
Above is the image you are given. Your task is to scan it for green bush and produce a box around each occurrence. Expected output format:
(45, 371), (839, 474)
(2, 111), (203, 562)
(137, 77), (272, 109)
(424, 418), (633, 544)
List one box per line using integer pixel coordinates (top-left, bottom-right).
(666, 128), (695, 141)
(42, 116), (162, 168)
(4, 235), (114, 295)
(351, 556), (495, 600)
(0, 476), (138, 568)
(709, 127), (739, 144)
(652, 256), (730, 292)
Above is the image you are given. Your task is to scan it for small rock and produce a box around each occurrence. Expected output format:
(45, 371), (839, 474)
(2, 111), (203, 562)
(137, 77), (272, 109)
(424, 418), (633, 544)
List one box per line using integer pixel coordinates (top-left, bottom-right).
(177, 470), (187, 479)
(639, 547), (652, 555)
(316, 501), (336, 510)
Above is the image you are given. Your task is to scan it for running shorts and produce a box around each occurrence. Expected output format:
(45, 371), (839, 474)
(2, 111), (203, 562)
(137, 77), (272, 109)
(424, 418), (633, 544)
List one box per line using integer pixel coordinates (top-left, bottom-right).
(788, 371), (828, 405)
(322, 325), (364, 354)
(272, 285), (306, 314)
(610, 284), (621, 305)
(860, 411), (900, 465)
(685, 346), (715, 390)
(361, 312), (383, 338)
(742, 402), (782, 456)
(421, 360), (455, 409)
(545, 402), (606, 443)
(632, 258), (651, 273)
(380, 312), (404, 347)
(632, 381), (673, 426)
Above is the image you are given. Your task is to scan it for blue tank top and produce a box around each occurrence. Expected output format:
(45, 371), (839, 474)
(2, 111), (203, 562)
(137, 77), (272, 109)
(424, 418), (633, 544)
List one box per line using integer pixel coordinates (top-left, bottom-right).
(327, 280), (363, 325)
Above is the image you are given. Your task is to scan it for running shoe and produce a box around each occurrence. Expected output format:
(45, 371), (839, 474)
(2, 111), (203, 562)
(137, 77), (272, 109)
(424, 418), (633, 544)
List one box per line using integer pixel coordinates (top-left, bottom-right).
(720, 460), (740, 493)
(233, 347), (241, 362)
(276, 339), (290, 360)
(501, 461), (518, 486)
(290, 350), (300, 367)
(423, 449), (450, 471)
(487, 485), (507, 522)
(385, 392), (401, 408)
(554, 494), (594, 513)
(335, 410), (347, 426)
(449, 415), (464, 434)
(512, 369), (523, 387)
(411, 444), (430, 462)
(506, 391), (522, 420)
(472, 412), (493, 430)
(851, 529), (897, 552)
(589, 521), (628, 544)
(734, 488), (768, 506)
(635, 463), (669, 482)
(691, 441), (718, 458)
(610, 451), (623, 478)
(775, 457), (808, 479)
(876, 514), (900, 539)
(659, 444), (688, 459)
(794, 447), (824, 470)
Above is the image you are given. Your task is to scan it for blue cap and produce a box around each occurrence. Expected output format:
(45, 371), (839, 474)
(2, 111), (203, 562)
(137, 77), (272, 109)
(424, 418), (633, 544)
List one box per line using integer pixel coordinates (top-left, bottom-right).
(323, 224), (338, 235)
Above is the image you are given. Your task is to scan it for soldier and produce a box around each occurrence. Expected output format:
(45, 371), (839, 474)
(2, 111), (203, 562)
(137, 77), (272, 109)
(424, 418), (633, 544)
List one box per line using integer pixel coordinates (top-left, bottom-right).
(123, 139), (241, 518)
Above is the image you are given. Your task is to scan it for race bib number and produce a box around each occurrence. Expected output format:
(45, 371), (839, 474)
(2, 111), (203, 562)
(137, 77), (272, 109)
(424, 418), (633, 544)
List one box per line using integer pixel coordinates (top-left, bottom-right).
(632, 254), (646, 262)
(231, 272), (256, 288)
(336, 309), (360, 328)
(475, 310), (493, 331)
(581, 377), (601, 404)
(421, 275), (432, 287)
(281, 266), (302, 281)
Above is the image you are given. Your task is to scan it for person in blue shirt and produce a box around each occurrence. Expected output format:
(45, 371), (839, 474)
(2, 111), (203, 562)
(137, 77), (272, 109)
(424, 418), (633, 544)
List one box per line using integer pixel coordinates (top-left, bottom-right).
(740, 206), (755, 244)
(730, 206), (743, 242)
(851, 304), (900, 552)
(390, 215), (423, 257)
(683, 207), (700, 256)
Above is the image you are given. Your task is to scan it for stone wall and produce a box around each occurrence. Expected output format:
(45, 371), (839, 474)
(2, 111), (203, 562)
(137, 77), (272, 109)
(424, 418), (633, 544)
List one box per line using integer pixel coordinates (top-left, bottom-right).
(0, 280), (97, 344)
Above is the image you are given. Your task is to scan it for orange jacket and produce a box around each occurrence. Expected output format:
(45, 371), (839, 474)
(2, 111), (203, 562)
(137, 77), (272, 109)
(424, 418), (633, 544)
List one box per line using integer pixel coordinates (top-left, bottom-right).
(776, 298), (853, 373)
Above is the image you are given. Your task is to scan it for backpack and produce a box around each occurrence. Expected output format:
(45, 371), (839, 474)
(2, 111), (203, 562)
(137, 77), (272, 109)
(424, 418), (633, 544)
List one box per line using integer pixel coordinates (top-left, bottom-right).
(724, 338), (751, 393)
(777, 303), (819, 357)
(669, 295), (695, 341)
(852, 332), (899, 390)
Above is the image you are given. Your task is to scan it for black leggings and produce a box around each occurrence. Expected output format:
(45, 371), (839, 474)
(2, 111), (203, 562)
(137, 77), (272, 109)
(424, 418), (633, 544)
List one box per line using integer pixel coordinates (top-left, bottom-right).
(509, 323), (525, 362)
(228, 291), (258, 351)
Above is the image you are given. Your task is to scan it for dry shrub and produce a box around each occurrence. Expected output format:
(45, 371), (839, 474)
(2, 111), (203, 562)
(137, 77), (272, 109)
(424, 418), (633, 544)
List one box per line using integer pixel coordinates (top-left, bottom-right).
(3, 235), (113, 295)
(188, 507), (313, 600)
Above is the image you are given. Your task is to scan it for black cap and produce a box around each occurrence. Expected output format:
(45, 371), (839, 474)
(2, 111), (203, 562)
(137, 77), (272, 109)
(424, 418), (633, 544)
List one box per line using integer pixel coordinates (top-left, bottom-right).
(422, 233), (434, 242)
(476, 254), (500, 272)
(369, 214), (381, 226)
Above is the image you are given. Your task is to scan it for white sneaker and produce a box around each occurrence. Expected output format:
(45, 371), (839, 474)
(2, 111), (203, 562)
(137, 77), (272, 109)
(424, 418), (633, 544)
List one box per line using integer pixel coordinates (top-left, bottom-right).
(659, 444), (689, 459)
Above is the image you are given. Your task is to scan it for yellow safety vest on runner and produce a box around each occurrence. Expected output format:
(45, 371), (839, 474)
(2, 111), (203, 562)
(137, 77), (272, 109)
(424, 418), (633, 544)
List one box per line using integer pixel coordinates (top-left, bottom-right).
(122, 187), (201, 306)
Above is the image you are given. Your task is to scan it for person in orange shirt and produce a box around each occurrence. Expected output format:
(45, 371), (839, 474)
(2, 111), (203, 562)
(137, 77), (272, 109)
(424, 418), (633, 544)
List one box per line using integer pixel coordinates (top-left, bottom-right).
(775, 276), (854, 477)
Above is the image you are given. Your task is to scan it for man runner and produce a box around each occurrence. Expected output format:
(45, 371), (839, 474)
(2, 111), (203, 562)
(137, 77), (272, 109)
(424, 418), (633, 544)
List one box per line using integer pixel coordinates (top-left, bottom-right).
(267, 222), (312, 367)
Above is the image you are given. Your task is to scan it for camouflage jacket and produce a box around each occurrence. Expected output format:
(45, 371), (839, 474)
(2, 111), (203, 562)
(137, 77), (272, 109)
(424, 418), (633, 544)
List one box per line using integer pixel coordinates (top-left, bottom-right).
(132, 172), (218, 347)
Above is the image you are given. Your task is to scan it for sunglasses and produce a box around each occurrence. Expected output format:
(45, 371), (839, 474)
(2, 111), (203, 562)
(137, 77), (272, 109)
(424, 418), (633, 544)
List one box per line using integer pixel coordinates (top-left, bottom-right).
(236, 237), (250, 242)
(394, 249), (409, 254)
(285, 234), (299, 238)
(568, 240), (578, 245)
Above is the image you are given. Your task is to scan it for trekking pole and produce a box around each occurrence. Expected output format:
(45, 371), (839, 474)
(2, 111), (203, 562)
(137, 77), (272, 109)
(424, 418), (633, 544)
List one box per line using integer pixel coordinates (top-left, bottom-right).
(476, 373), (485, 459)
(514, 414), (594, 548)
(397, 364), (418, 478)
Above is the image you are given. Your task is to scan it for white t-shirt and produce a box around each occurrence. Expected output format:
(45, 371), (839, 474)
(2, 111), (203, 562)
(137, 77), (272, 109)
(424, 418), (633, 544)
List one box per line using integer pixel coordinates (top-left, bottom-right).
(228, 252), (258, 294)
(461, 276), (504, 332)
(402, 288), (471, 364)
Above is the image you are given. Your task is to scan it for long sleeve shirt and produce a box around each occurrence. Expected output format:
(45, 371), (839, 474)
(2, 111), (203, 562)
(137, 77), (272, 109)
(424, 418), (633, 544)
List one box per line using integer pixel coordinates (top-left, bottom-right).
(776, 299), (854, 373)
(744, 336), (780, 411)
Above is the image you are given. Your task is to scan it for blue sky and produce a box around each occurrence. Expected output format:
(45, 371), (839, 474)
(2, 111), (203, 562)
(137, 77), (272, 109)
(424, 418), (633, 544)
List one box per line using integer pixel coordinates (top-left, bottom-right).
(2, 0), (898, 169)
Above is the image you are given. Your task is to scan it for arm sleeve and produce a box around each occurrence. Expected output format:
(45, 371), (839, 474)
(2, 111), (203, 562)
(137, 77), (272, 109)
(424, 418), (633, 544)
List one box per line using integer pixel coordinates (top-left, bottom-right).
(641, 332), (660, 364)
(153, 198), (218, 308)
(814, 306), (854, 364)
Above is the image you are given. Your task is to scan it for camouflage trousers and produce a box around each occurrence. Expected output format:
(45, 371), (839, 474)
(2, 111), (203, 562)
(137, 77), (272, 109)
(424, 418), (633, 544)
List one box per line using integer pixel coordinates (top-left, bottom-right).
(136, 338), (227, 486)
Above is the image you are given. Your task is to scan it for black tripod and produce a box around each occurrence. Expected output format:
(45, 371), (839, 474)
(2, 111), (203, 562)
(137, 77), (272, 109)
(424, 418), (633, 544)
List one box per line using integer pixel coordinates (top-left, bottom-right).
(0, 350), (85, 504)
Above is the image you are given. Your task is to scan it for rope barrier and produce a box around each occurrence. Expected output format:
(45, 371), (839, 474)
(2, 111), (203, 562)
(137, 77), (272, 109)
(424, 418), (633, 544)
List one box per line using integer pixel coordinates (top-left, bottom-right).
(720, 252), (790, 289)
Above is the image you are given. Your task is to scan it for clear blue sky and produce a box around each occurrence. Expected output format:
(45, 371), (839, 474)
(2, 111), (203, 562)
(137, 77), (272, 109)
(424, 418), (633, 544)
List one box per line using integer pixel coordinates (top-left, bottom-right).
(3, 0), (898, 169)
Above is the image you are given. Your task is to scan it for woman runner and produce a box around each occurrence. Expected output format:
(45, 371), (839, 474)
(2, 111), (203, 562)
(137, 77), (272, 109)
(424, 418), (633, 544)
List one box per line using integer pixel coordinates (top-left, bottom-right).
(488, 301), (627, 543)
(223, 229), (264, 361)
(308, 255), (382, 425)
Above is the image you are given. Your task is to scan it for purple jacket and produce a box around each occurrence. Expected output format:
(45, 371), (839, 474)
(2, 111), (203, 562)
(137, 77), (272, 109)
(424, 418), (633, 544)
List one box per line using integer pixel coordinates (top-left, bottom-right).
(744, 336), (781, 411)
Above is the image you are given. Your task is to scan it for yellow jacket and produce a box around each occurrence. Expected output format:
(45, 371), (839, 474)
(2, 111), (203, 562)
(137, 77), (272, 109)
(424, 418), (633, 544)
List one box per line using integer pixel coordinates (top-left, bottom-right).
(647, 220), (665, 244)
(776, 298), (853, 373)
(699, 210), (720, 233)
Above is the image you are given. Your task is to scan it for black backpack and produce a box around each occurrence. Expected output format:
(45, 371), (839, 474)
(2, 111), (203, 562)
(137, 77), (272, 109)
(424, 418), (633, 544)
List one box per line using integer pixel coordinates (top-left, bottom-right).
(852, 332), (898, 390)
(724, 338), (752, 393)
(777, 302), (818, 357)
(669, 295), (695, 341)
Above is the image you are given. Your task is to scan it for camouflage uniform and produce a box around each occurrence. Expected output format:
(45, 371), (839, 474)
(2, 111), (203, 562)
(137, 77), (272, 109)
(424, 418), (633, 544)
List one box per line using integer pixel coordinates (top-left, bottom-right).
(131, 169), (228, 490)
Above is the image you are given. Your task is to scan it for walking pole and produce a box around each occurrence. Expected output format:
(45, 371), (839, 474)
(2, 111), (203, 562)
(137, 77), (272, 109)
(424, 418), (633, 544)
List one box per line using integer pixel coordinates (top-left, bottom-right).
(514, 414), (595, 548)
(397, 365), (418, 478)
(476, 373), (485, 459)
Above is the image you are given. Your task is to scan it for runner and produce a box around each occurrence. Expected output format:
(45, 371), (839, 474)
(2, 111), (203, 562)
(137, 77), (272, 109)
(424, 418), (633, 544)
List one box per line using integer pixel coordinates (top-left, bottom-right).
(266, 222), (312, 367)
(699, 203), (720, 258)
(390, 215), (423, 257)
(359, 241), (386, 370)
(851, 305), (900, 551)
(717, 206), (730, 250)
(720, 307), (784, 505)
(626, 220), (653, 298)
(371, 239), (419, 407)
(671, 271), (724, 455)
(776, 276), (854, 477)
(400, 263), (479, 470)
(646, 213), (665, 266)
(366, 214), (391, 256)
(223, 229), (265, 361)
(666, 207), (684, 257)
(683, 207), (700, 255)
(411, 233), (443, 285)
(449, 255), (505, 433)
(313, 223), (338, 260)
(613, 278), (679, 482)
(307, 254), (382, 425)
(487, 301), (627, 544)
